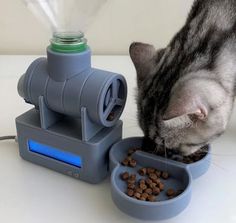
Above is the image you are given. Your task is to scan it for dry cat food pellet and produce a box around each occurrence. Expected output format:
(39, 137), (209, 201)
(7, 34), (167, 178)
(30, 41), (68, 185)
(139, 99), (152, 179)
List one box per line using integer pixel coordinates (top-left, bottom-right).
(134, 192), (141, 199)
(138, 168), (147, 176)
(119, 149), (181, 202)
(129, 159), (137, 167)
(146, 144), (209, 164)
(147, 195), (156, 202)
(155, 170), (161, 178)
(166, 188), (176, 197)
(127, 189), (134, 197)
(139, 179), (146, 185)
(158, 182), (165, 191)
(129, 174), (136, 181)
(135, 187), (143, 194)
(140, 183), (147, 190)
(149, 173), (158, 180)
(152, 187), (161, 196)
(127, 179), (136, 185)
(152, 178), (161, 184)
(142, 192), (149, 199)
(161, 171), (169, 179)
(127, 156), (132, 161)
(147, 168), (155, 174)
(121, 158), (129, 166)
(149, 182), (157, 189)
(121, 157), (138, 168)
(146, 178), (153, 185)
(121, 172), (129, 181)
(128, 183), (135, 190)
(140, 196), (147, 201)
(145, 188), (153, 195)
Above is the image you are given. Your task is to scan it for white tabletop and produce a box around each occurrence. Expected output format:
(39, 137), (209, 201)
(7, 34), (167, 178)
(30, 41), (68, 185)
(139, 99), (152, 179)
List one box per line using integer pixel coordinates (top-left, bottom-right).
(0, 55), (236, 223)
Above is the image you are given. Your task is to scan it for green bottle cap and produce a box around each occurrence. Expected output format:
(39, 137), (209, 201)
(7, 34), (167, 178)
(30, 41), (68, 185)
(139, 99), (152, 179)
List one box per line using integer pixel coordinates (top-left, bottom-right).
(50, 32), (87, 53)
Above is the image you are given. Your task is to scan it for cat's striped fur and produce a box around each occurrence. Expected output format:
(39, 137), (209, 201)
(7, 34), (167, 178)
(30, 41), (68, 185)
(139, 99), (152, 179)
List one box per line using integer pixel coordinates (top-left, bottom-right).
(130, 0), (236, 155)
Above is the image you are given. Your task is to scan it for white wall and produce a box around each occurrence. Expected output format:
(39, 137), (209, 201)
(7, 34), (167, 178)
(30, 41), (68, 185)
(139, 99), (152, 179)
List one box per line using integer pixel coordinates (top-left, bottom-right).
(0, 0), (194, 55)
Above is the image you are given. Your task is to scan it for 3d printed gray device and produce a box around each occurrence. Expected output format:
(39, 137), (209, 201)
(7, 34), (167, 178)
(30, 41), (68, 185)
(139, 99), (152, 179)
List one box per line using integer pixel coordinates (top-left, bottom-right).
(16, 32), (127, 184)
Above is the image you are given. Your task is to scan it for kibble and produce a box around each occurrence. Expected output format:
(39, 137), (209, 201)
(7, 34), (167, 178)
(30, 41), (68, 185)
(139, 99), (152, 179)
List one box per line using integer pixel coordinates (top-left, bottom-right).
(120, 147), (181, 202)
(142, 193), (149, 199)
(147, 195), (156, 202)
(152, 178), (161, 184)
(128, 183), (136, 190)
(149, 145), (209, 164)
(161, 171), (169, 179)
(146, 178), (153, 185)
(152, 187), (161, 196)
(129, 159), (137, 167)
(127, 156), (132, 161)
(140, 196), (147, 201)
(121, 172), (129, 181)
(127, 189), (134, 197)
(166, 188), (176, 197)
(129, 174), (136, 181)
(139, 179), (146, 185)
(158, 182), (165, 191)
(121, 158), (129, 166)
(149, 182), (157, 189)
(147, 168), (155, 174)
(135, 187), (143, 194)
(138, 168), (147, 176)
(145, 188), (153, 195)
(140, 183), (147, 190)
(149, 173), (158, 181)
(155, 170), (161, 178)
(134, 192), (141, 199)
(127, 179), (136, 185)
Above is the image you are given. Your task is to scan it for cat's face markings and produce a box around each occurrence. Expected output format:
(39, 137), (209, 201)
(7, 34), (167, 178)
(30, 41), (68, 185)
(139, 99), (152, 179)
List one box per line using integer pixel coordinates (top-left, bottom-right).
(142, 74), (232, 155)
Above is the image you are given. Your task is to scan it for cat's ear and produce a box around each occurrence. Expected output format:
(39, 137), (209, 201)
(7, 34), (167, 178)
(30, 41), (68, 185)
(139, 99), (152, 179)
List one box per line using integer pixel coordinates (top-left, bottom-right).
(129, 42), (156, 86)
(163, 98), (208, 121)
(162, 91), (208, 127)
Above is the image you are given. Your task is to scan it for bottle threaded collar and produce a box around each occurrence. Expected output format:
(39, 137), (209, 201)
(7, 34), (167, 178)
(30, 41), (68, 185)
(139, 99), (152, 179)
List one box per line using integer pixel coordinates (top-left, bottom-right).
(50, 32), (87, 53)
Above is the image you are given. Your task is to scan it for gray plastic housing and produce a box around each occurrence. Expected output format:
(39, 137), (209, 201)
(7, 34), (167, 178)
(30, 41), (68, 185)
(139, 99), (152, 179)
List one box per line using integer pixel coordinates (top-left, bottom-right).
(109, 137), (211, 220)
(18, 48), (127, 128)
(16, 47), (127, 184)
(16, 109), (123, 184)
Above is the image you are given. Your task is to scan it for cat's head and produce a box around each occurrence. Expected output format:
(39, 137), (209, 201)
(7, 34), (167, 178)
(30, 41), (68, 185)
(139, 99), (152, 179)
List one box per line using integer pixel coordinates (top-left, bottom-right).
(130, 42), (233, 155)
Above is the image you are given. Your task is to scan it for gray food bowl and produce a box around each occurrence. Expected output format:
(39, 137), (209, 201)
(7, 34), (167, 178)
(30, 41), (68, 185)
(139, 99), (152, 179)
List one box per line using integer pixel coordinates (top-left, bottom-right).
(109, 137), (211, 220)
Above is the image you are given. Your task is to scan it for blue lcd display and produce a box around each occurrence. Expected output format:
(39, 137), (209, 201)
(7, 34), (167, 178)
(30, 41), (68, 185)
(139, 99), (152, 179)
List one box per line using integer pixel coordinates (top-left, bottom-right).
(28, 140), (82, 168)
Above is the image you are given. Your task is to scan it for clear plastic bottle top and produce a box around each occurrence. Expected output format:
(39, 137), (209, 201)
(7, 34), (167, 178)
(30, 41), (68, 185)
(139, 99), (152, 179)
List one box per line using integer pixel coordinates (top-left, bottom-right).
(23, 0), (107, 52)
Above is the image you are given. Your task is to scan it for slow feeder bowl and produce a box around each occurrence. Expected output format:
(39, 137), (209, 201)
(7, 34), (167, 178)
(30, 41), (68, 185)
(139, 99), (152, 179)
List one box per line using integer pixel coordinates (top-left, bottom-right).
(109, 137), (211, 220)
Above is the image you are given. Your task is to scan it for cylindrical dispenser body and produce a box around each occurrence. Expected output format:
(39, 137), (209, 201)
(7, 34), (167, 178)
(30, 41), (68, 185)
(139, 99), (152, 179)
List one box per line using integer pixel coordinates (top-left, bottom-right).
(18, 48), (127, 127)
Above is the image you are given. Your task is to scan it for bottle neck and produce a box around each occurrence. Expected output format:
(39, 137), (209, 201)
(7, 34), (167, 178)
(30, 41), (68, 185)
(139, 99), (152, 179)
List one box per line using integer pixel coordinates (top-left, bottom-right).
(50, 32), (88, 53)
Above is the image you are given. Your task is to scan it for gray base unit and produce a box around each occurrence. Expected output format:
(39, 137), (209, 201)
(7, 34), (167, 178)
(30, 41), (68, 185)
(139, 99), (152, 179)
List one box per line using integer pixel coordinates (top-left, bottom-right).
(16, 109), (123, 184)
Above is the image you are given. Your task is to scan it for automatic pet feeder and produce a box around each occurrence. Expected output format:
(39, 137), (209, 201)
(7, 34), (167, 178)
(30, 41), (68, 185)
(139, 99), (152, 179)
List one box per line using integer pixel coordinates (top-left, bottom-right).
(16, 0), (127, 184)
(15, 0), (211, 220)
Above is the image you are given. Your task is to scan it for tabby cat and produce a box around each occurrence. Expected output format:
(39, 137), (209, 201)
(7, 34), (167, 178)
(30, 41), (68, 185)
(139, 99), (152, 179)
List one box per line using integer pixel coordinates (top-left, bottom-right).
(129, 0), (236, 155)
